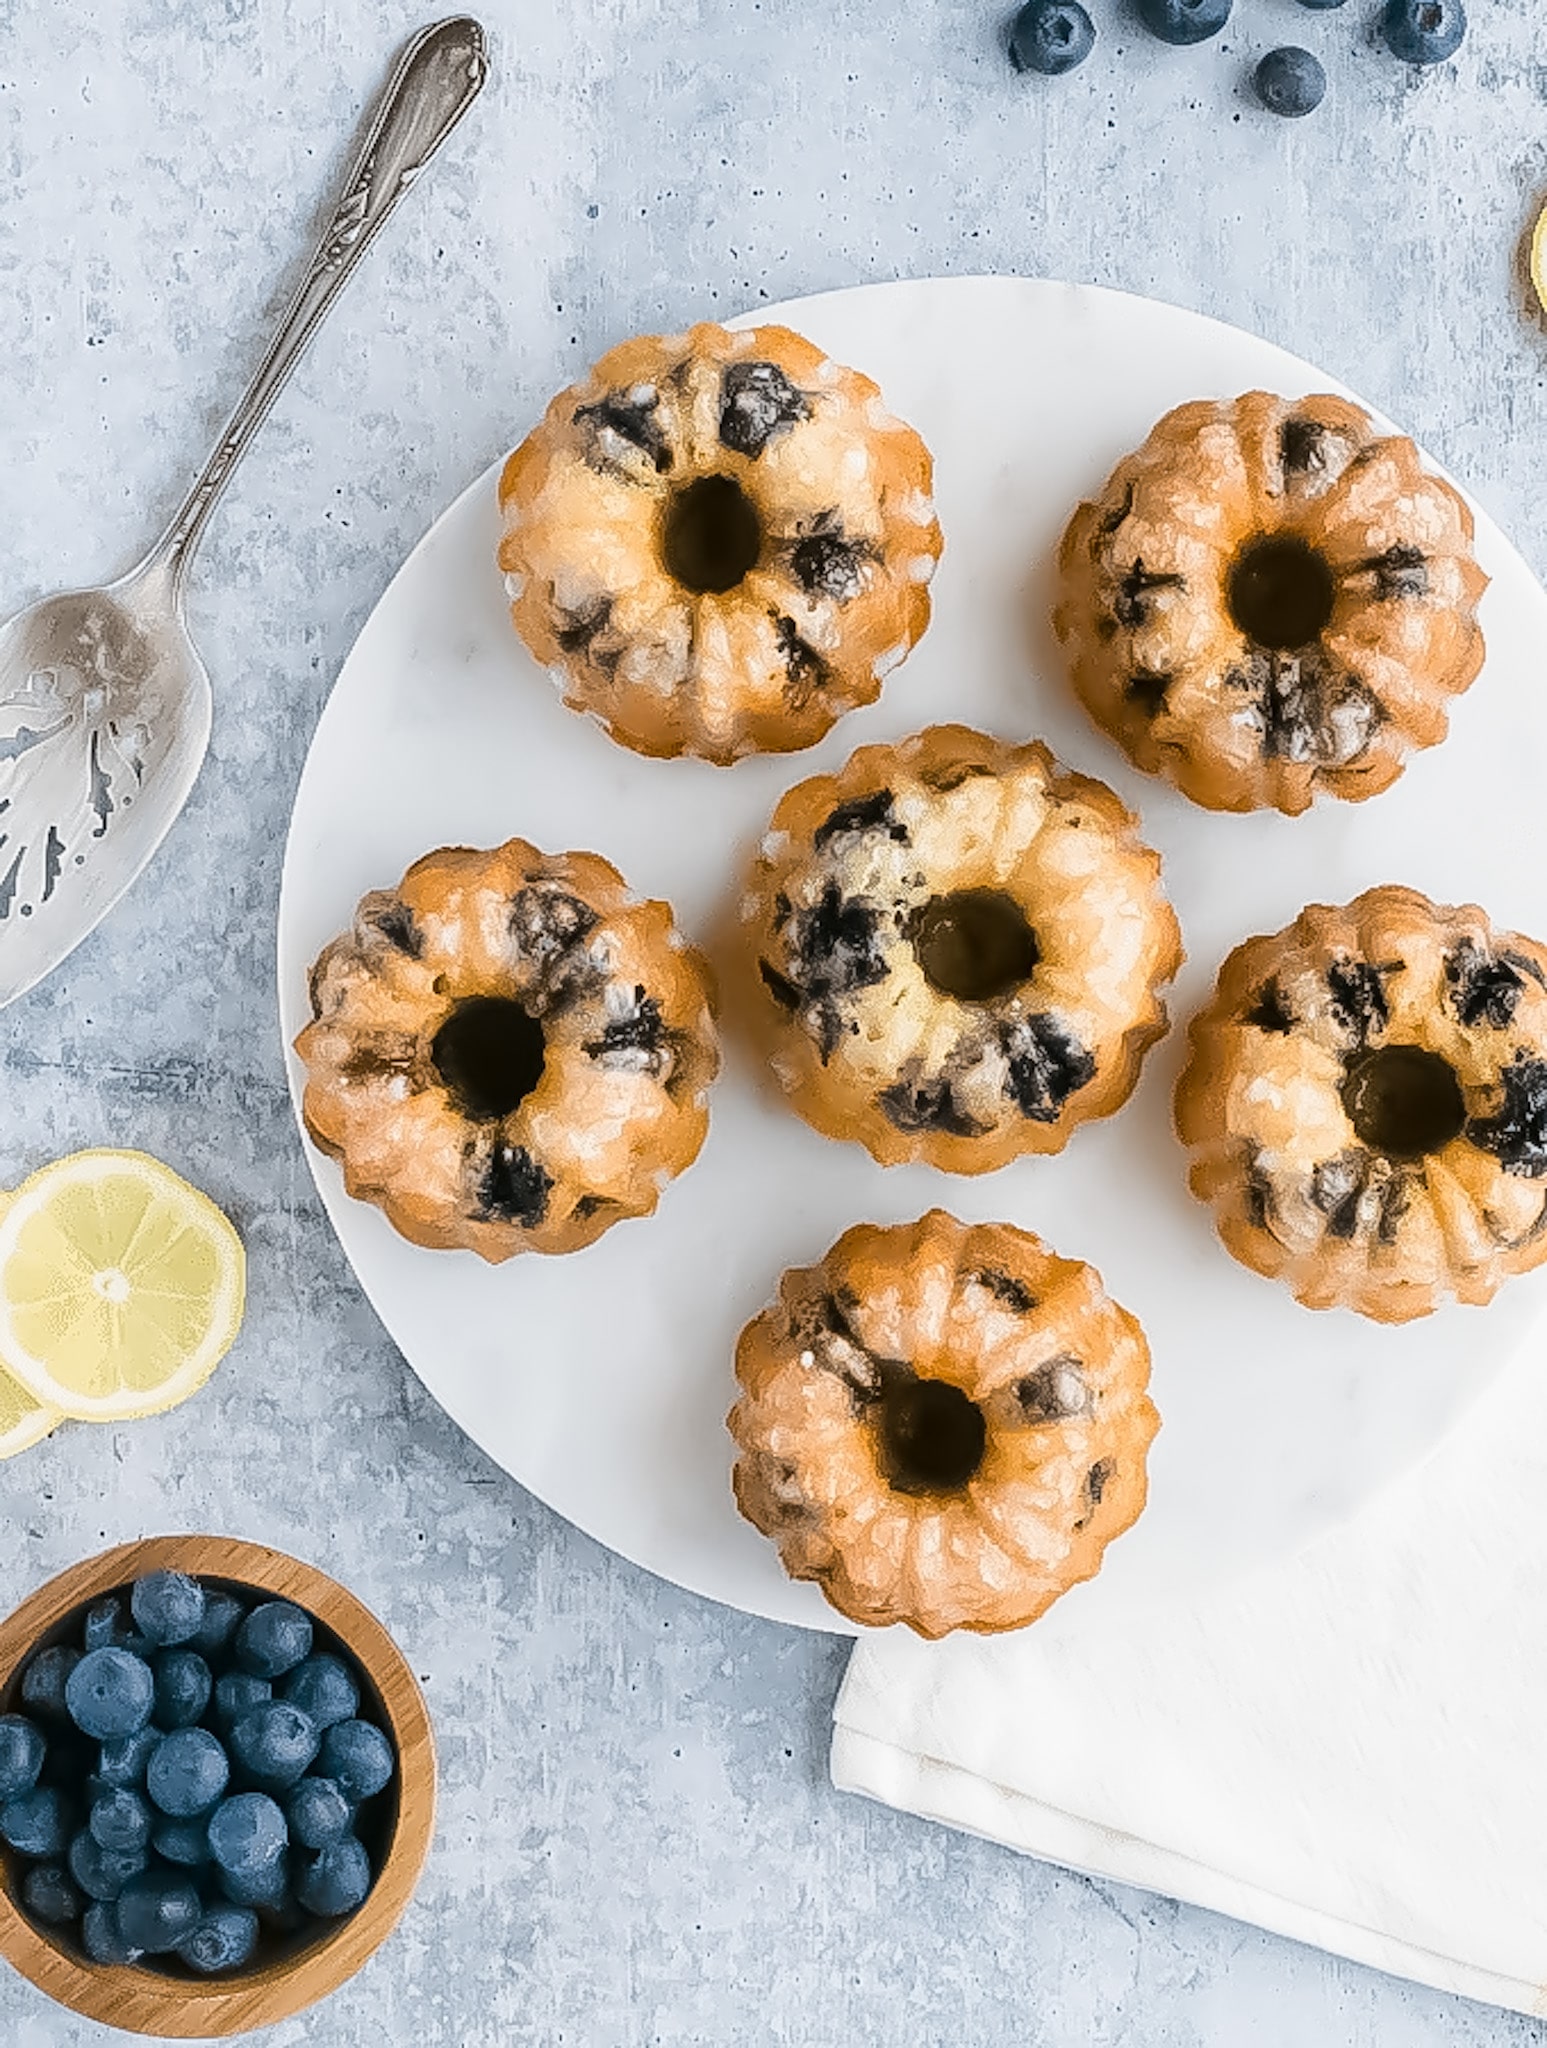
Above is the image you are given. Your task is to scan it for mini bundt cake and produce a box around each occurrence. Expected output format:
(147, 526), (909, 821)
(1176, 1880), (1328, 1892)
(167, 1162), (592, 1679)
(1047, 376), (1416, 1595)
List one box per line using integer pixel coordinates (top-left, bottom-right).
(296, 840), (719, 1260)
(1055, 392), (1488, 814)
(741, 725), (1182, 1173)
(1176, 886), (1547, 1321)
(728, 1210), (1160, 1636)
(497, 322), (943, 765)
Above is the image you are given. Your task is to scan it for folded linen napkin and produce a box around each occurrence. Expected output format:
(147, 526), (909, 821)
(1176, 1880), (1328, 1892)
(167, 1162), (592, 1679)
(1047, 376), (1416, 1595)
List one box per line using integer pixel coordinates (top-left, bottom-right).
(830, 1322), (1547, 2019)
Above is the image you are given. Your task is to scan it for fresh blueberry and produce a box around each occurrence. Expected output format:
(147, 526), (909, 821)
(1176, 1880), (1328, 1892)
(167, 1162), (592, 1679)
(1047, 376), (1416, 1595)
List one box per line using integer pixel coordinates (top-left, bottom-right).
(0, 1716), (46, 1801)
(1, 1785), (73, 1859)
(21, 1863), (82, 1927)
(130, 1571), (206, 1648)
(95, 1726), (159, 1793)
(318, 1720), (394, 1803)
(1136, 0), (1231, 44)
(67, 1826), (147, 1903)
(65, 1648), (156, 1741)
(1008, 0), (1096, 74)
(281, 1655), (359, 1732)
(81, 1898), (142, 1965)
(20, 1645), (82, 1723)
(89, 1786), (152, 1856)
(84, 1598), (131, 1653)
(218, 1853), (293, 1911)
(296, 1835), (372, 1918)
(229, 1702), (318, 1792)
(1381, 0), (1465, 62)
(152, 1816), (213, 1867)
(285, 1775), (353, 1851)
(153, 1650), (212, 1730)
(190, 1589), (246, 1661)
(147, 1728), (230, 1818)
(213, 1671), (272, 1733)
(115, 1873), (203, 1955)
(235, 1602), (313, 1681)
(178, 1903), (260, 1975)
(1254, 46), (1326, 115)
(207, 1790), (288, 1877)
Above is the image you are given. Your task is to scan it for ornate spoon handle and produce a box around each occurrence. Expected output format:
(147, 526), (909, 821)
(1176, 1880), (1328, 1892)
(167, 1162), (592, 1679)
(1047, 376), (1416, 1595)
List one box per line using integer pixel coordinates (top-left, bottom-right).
(149, 16), (488, 592)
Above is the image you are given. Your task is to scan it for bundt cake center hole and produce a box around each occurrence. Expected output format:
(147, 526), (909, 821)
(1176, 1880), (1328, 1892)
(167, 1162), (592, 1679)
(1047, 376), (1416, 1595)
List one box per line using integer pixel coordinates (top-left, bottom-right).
(911, 890), (1040, 1004)
(1341, 1045), (1466, 1160)
(1227, 535), (1336, 650)
(431, 996), (547, 1122)
(879, 1377), (987, 1494)
(662, 474), (763, 594)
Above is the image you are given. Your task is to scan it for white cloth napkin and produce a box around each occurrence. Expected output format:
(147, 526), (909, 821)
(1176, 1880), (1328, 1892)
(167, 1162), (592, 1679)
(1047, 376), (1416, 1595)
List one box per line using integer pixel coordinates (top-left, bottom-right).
(830, 1324), (1547, 2019)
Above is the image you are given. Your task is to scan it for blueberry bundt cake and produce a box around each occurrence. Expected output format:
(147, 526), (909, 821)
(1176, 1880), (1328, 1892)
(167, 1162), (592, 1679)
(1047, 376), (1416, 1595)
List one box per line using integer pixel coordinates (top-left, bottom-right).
(741, 725), (1182, 1173)
(296, 840), (719, 1260)
(1055, 392), (1488, 814)
(728, 1211), (1159, 1636)
(497, 322), (943, 765)
(1176, 887), (1547, 1321)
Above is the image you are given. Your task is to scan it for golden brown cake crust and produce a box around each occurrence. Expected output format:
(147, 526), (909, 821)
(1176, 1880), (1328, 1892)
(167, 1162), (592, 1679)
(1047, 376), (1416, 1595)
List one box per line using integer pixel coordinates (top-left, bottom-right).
(1176, 886), (1547, 1322)
(497, 322), (943, 765)
(728, 1211), (1159, 1637)
(740, 725), (1183, 1173)
(1055, 392), (1488, 815)
(295, 840), (719, 1261)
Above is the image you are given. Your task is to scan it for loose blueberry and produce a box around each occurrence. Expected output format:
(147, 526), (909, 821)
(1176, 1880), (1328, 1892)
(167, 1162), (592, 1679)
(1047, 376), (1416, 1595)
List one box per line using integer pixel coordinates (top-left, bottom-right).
(178, 1903), (260, 1975)
(285, 1775), (353, 1851)
(1, 1785), (73, 1858)
(1136, 0), (1231, 44)
(20, 1645), (82, 1723)
(81, 1898), (142, 1965)
(115, 1873), (203, 1955)
(281, 1655), (359, 1732)
(318, 1719), (395, 1803)
(235, 1602), (313, 1681)
(130, 1571), (206, 1648)
(229, 1702), (319, 1792)
(1254, 46), (1326, 116)
(68, 1826), (147, 1903)
(218, 1853), (293, 1911)
(65, 1647), (156, 1741)
(207, 1790), (288, 1877)
(296, 1835), (372, 1918)
(0, 1715), (46, 1801)
(190, 1589), (246, 1660)
(90, 1786), (153, 1856)
(152, 1817), (213, 1867)
(21, 1863), (82, 1927)
(1008, 0), (1096, 74)
(1381, 0), (1465, 62)
(84, 1598), (129, 1653)
(213, 1671), (272, 1733)
(147, 1728), (230, 1819)
(95, 1726), (159, 1793)
(153, 1650), (213, 1730)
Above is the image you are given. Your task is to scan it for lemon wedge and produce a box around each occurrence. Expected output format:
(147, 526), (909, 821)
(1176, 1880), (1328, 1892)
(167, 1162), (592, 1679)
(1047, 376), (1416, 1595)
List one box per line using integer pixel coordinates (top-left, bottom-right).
(0, 1152), (245, 1422)
(0, 1193), (64, 1457)
(1532, 201), (1547, 316)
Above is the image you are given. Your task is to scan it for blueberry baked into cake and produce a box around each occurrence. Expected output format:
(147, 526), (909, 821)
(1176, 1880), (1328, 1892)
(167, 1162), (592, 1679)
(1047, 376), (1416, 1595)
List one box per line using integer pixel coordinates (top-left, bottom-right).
(728, 1210), (1159, 1636)
(295, 840), (719, 1260)
(1055, 392), (1488, 814)
(741, 724), (1182, 1173)
(497, 322), (943, 764)
(1176, 886), (1547, 1321)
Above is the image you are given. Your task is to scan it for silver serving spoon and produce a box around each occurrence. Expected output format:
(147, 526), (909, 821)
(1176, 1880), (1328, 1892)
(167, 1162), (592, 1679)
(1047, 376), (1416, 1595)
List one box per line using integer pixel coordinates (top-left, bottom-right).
(0, 16), (488, 1008)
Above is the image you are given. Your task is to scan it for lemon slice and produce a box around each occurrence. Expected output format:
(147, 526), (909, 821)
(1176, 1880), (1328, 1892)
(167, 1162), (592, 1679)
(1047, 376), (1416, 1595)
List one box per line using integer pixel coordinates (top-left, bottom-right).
(0, 1152), (245, 1422)
(0, 1193), (64, 1457)
(1532, 201), (1547, 316)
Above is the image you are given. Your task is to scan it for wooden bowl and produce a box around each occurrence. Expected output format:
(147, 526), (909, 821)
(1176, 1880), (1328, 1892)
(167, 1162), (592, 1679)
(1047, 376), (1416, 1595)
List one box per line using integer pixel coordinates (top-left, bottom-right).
(0, 1535), (435, 2037)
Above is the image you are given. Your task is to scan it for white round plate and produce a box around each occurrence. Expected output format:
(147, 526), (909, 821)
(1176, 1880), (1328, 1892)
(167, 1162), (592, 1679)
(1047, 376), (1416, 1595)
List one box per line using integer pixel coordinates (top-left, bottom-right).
(279, 277), (1547, 1639)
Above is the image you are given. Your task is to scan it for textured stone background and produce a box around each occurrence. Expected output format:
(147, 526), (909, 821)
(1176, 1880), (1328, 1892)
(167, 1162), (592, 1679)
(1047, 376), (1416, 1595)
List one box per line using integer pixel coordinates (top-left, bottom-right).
(2, 0), (1546, 2042)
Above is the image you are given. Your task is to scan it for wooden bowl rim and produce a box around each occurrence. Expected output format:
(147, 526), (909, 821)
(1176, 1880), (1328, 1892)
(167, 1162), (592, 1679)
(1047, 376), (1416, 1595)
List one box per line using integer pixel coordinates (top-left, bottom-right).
(0, 1535), (435, 2038)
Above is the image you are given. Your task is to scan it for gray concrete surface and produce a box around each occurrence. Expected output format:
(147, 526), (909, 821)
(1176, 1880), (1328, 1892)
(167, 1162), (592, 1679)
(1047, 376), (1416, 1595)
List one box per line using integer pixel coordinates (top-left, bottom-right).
(2, 0), (1546, 2041)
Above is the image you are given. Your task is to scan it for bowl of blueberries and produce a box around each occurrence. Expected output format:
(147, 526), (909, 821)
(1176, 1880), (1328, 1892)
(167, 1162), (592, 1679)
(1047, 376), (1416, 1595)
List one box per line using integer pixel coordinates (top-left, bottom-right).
(0, 1536), (434, 2036)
